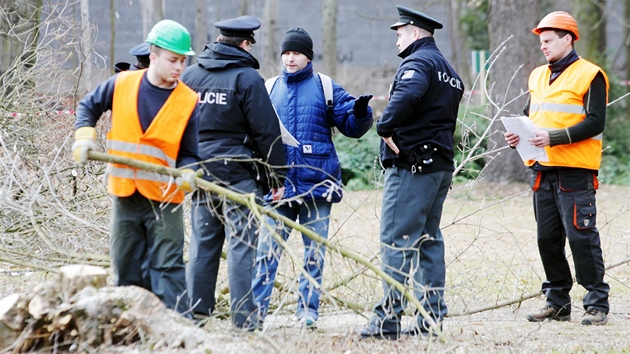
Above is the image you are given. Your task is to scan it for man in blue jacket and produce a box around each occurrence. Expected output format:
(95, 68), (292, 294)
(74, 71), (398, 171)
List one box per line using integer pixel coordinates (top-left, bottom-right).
(360, 6), (464, 339)
(252, 27), (373, 329)
(181, 15), (286, 331)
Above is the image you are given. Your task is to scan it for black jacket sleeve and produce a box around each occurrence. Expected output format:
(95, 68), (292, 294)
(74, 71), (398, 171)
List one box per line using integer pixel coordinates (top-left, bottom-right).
(177, 105), (201, 169)
(75, 75), (117, 129)
(376, 61), (431, 138)
(241, 74), (287, 185)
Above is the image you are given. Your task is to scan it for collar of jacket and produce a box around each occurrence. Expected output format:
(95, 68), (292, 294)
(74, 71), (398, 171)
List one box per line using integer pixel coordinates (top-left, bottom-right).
(398, 36), (437, 59)
(548, 49), (579, 84)
(197, 42), (260, 70)
(282, 61), (314, 83)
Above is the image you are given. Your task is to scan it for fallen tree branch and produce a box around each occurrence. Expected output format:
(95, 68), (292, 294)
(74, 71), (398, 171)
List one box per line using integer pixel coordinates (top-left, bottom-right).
(448, 256), (630, 317)
(86, 151), (447, 342)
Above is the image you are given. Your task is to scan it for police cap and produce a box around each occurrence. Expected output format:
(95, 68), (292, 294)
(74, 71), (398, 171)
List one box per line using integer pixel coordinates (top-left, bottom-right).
(390, 5), (443, 33)
(214, 15), (261, 43)
(129, 42), (150, 57)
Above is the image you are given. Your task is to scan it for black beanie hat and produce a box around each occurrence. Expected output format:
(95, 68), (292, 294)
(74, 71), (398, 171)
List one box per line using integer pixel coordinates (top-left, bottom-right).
(281, 27), (313, 60)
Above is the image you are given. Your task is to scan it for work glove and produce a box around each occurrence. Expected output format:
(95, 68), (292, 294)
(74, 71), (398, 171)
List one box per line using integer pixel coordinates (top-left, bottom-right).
(72, 127), (97, 167)
(352, 94), (373, 118)
(175, 168), (203, 193)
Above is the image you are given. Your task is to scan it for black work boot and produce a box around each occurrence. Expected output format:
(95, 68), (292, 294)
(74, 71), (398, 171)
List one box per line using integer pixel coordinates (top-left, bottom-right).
(580, 308), (607, 325)
(358, 320), (400, 340)
(402, 318), (442, 337)
(526, 305), (571, 322)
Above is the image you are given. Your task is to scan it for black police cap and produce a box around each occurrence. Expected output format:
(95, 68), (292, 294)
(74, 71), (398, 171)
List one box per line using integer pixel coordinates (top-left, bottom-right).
(114, 61), (131, 73)
(390, 5), (443, 33)
(214, 15), (261, 43)
(129, 42), (150, 58)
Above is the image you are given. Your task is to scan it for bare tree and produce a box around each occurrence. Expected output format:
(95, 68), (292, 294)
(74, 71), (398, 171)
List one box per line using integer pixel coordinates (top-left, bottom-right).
(238, 0), (249, 16)
(261, 0), (278, 77)
(480, 0), (541, 183)
(80, 0), (93, 92)
(574, 0), (607, 64)
(213, 0), (222, 24)
(627, 0), (630, 72)
(447, 0), (472, 88)
(322, 0), (337, 76)
(0, 0), (41, 101)
(140, 0), (163, 38)
(627, 0), (630, 118)
(1, 0), (110, 274)
(194, 0), (208, 56)
(109, 0), (115, 76)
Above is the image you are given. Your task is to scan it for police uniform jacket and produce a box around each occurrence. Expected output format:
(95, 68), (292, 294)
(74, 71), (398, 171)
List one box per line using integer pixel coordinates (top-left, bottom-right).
(181, 42), (286, 188)
(377, 37), (464, 173)
(268, 62), (373, 203)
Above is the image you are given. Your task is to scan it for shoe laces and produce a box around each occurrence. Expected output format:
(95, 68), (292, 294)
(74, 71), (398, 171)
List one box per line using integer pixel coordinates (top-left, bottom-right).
(585, 308), (600, 316)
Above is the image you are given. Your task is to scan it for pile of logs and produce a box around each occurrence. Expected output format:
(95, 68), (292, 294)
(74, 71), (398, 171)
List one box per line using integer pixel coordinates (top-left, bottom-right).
(0, 265), (206, 352)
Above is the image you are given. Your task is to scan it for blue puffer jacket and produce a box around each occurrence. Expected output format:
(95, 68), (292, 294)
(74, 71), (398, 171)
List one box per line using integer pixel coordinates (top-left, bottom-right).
(267, 62), (373, 203)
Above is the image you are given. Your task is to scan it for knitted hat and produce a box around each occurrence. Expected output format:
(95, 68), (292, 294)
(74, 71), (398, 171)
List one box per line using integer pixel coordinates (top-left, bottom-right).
(281, 27), (313, 59)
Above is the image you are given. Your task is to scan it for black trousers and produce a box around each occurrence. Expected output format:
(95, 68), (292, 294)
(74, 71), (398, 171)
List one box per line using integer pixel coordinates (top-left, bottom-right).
(532, 169), (609, 313)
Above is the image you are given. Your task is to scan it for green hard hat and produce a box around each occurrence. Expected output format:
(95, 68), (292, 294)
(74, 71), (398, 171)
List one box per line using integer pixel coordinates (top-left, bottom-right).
(146, 19), (195, 56)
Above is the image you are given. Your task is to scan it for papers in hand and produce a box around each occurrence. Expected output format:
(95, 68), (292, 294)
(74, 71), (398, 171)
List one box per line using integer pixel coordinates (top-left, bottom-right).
(500, 116), (549, 162)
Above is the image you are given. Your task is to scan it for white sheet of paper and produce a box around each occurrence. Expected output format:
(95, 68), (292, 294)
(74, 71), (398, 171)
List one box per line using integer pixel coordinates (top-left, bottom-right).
(272, 105), (299, 147)
(278, 118), (299, 147)
(500, 116), (549, 162)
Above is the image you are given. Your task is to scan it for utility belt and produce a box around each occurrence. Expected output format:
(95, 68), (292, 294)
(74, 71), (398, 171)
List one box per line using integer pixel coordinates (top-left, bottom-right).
(383, 143), (441, 174)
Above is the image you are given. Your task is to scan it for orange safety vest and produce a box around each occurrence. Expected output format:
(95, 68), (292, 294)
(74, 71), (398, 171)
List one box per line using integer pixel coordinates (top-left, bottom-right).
(526, 58), (609, 170)
(106, 70), (198, 204)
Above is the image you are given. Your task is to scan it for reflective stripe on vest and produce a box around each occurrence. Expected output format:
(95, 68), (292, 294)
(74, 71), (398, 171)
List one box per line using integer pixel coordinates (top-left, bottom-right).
(107, 140), (177, 167)
(106, 165), (173, 183)
(529, 102), (585, 115)
(526, 59), (609, 170)
(106, 69), (198, 204)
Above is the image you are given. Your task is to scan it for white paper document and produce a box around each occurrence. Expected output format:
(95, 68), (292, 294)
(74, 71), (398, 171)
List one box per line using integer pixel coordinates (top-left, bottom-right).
(278, 118), (299, 147)
(272, 105), (299, 147)
(500, 116), (549, 162)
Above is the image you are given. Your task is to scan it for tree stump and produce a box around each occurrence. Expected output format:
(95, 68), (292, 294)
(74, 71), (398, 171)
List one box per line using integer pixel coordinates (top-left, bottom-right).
(0, 293), (23, 345)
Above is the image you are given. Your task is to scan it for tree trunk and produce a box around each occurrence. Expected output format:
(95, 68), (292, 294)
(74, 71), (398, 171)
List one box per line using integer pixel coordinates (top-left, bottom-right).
(238, 0), (249, 16)
(80, 0), (93, 92)
(214, 0), (222, 26)
(262, 0), (278, 77)
(626, 0), (630, 120)
(141, 0), (164, 39)
(322, 0), (337, 76)
(447, 0), (472, 89)
(194, 0), (208, 57)
(481, 0), (540, 183)
(574, 0), (607, 64)
(109, 0), (115, 76)
(0, 0), (41, 101)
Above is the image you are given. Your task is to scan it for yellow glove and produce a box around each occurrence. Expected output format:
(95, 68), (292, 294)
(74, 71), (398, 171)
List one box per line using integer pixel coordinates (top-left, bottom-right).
(175, 168), (203, 193)
(72, 127), (97, 166)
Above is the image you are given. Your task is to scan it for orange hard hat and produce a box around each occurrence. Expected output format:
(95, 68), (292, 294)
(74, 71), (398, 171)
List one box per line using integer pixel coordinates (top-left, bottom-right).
(532, 11), (579, 41)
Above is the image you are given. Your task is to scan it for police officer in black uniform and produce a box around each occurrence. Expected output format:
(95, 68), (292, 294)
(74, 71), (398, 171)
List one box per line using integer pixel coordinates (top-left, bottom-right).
(114, 42), (151, 73)
(360, 5), (464, 339)
(180, 15), (286, 331)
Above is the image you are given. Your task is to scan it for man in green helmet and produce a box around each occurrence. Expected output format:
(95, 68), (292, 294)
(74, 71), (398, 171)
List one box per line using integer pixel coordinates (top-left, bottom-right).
(72, 19), (200, 317)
